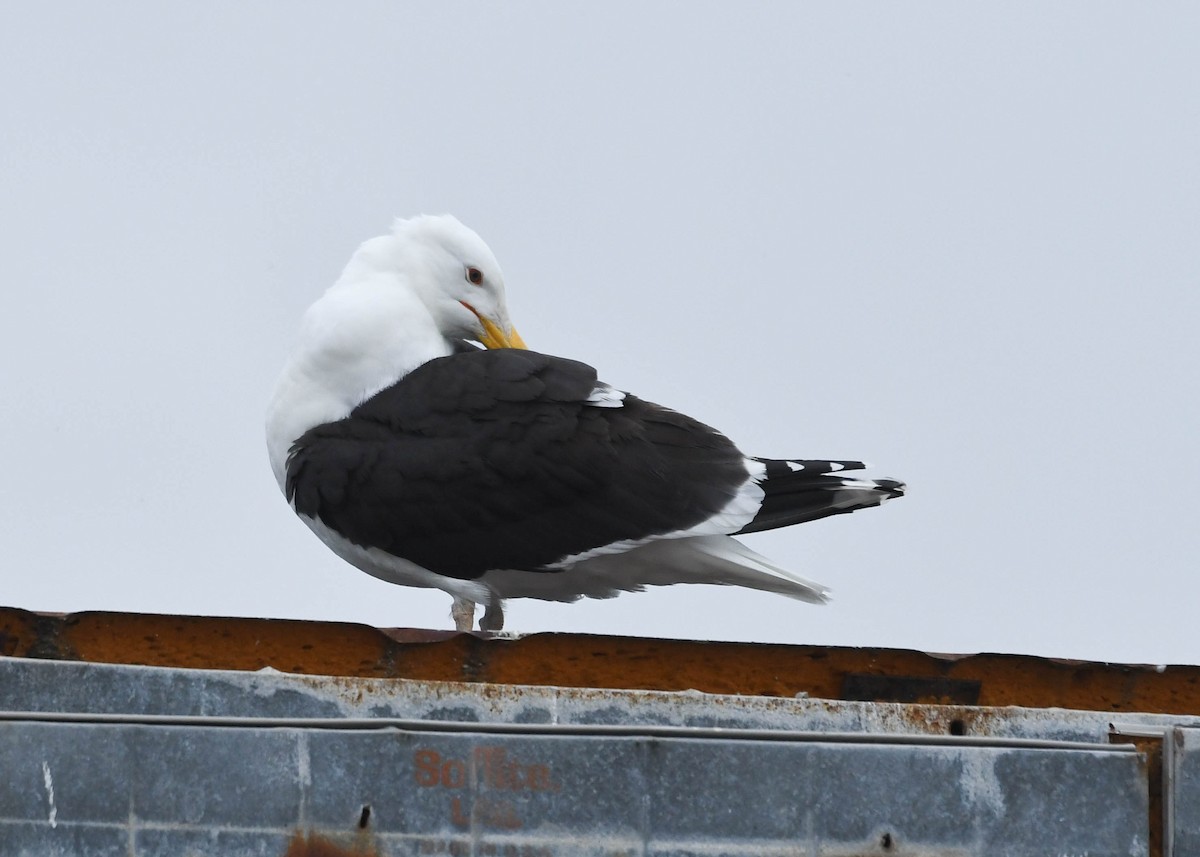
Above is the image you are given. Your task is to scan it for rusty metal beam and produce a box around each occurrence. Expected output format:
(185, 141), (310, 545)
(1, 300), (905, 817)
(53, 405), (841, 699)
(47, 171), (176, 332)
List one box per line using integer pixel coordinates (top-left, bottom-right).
(1, 606), (1197, 715)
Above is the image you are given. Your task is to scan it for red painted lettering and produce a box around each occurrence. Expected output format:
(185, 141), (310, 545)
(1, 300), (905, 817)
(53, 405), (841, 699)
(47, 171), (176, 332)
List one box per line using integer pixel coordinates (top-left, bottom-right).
(441, 758), (466, 788)
(450, 796), (470, 828)
(414, 749), (441, 787)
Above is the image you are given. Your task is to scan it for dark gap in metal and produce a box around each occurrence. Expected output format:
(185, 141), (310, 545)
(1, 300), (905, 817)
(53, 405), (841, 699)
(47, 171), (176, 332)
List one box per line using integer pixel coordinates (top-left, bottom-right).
(1109, 728), (1164, 857)
(841, 674), (982, 705)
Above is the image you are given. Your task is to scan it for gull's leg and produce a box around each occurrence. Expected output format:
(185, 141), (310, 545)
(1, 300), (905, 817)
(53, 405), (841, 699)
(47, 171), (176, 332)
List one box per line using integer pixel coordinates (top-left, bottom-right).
(450, 597), (476, 632)
(479, 599), (505, 632)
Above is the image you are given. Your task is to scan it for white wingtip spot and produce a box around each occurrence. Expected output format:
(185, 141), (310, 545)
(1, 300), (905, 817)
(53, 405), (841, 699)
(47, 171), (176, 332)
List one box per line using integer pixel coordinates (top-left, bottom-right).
(786, 461), (803, 472)
(585, 384), (625, 408)
(828, 462), (844, 472)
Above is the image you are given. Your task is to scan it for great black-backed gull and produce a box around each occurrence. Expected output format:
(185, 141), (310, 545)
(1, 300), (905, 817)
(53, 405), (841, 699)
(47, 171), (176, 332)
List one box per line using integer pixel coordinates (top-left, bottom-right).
(266, 215), (904, 632)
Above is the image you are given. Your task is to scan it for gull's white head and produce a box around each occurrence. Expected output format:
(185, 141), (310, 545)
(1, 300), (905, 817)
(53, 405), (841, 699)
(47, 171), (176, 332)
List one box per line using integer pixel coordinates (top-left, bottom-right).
(266, 213), (526, 488)
(341, 214), (525, 351)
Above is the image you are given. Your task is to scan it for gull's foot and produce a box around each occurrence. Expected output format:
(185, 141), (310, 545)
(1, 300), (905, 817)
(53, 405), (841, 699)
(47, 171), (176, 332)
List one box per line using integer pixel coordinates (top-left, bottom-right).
(450, 597), (476, 632)
(479, 600), (505, 632)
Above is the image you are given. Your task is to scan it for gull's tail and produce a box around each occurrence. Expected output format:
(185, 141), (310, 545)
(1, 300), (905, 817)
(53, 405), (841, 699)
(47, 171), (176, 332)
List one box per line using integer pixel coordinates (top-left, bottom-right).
(736, 458), (905, 535)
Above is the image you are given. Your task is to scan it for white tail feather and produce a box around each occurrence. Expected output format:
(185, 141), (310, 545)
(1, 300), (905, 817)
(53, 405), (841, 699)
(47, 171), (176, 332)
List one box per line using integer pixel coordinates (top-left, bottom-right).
(480, 534), (829, 604)
(679, 536), (830, 604)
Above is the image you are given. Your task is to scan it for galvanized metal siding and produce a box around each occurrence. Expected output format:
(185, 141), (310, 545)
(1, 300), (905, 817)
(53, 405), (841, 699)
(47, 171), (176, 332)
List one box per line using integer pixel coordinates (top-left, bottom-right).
(0, 719), (1147, 856)
(0, 657), (1174, 857)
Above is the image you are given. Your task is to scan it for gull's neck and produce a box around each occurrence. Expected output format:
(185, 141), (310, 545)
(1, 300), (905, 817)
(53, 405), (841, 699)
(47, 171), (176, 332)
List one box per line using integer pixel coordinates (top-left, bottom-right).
(265, 273), (452, 492)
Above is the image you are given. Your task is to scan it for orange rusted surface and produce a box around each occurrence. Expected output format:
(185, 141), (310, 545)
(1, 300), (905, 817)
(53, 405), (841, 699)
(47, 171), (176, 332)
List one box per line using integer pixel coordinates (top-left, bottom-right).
(1, 605), (1198, 715)
(282, 831), (378, 857)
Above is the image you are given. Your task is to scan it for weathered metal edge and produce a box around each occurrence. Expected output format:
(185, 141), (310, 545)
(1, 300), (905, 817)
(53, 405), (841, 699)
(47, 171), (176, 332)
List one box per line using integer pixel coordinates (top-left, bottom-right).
(1, 605), (1197, 715)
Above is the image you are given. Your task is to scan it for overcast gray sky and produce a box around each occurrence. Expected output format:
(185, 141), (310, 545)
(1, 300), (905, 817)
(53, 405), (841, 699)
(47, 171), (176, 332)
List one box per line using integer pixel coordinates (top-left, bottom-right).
(3, 3), (1198, 665)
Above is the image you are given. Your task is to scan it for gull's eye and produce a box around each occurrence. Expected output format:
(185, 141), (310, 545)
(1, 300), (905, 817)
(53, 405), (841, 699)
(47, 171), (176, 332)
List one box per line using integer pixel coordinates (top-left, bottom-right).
(466, 266), (484, 285)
